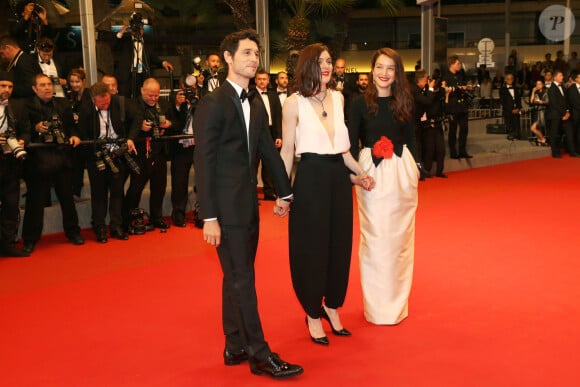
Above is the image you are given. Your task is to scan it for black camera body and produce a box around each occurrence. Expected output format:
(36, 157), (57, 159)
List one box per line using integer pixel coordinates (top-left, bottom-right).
(94, 139), (141, 175)
(129, 12), (148, 31)
(43, 114), (67, 144)
(112, 141), (141, 175)
(1, 128), (27, 160)
(33, 3), (44, 14)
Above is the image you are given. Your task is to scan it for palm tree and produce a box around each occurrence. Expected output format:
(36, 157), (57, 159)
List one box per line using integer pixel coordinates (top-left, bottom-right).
(223, 0), (254, 30)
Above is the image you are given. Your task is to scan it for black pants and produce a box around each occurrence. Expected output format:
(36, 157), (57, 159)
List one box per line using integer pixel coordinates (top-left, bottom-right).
(124, 152), (167, 223)
(87, 158), (128, 231)
(71, 146), (87, 197)
(0, 158), (21, 246)
(289, 153), (353, 318)
(448, 111), (469, 156)
(218, 221), (271, 361)
(22, 152), (80, 243)
(550, 118), (576, 156)
(170, 146), (194, 222)
(423, 124), (446, 175)
(504, 112), (521, 139)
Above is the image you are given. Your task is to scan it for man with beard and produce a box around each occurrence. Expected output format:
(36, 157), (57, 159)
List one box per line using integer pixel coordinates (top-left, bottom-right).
(198, 52), (226, 98)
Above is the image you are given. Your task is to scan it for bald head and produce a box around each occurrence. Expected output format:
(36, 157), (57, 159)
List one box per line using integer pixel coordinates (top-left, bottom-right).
(141, 78), (160, 106)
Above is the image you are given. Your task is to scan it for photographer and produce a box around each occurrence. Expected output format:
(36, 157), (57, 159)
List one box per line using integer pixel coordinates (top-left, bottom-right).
(0, 36), (42, 100)
(10, 1), (53, 54)
(0, 71), (30, 257)
(36, 37), (69, 98)
(166, 76), (198, 227)
(443, 55), (473, 159)
(197, 52), (225, 98)
(21, 73), (83, 255)
(78, 82), (138, 242)
(124, 77), (171, 231)
(113, 14), (174, 98)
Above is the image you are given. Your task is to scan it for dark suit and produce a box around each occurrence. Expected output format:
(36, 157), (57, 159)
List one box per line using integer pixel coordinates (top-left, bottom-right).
(254, 88), (282, 199)
(548, 82), (574, 156)
(7, 50), (42, 99)
(78, 95), (133, 233)
(199, 71), (227, 98)
(114, 33), (164, 98)
(0, 99), (30, 250)
(499, 84), (522, 139)
(565, 83), (580, 151)
(22, 96), (81, 244)
(193, 80), (291, 360)
(123, 97), (169, 224)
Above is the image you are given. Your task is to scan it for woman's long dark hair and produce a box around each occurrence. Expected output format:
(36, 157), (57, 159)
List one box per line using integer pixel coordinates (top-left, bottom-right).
(293, 43), (336, 97)
(365, 47), (413, 121)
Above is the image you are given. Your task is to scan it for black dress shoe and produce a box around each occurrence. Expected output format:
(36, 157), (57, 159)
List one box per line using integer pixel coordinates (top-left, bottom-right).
(110, 228), (129, 240)
(249, 353), (304, 379)
(436, 173), (448, 178)
(22, 241), (36, 255)
(450, 154), (460, 159)
(305, 316), (329, 345)
(95, 228), (108, 243)
(172, 216), (186, 227)
(320, 306), (352, 336)
(1, 245), (29, 258)
(223, 348), (249, 366)
(570, 153), (580, 158)
(552, 153), (562, 158)
(67, 233), (85, 245)
(151, 219), (170, 230)
(458, 153), (473, 159)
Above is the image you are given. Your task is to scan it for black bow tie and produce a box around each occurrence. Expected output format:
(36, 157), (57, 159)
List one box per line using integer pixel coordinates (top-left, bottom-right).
(506, 86), (512, 89)
(40, 60), (51, 65)
(277, 91), (287, 95)
(260, 91), (268, 95)
(240, 89), (255, 102)
(336, 76), (344, 82)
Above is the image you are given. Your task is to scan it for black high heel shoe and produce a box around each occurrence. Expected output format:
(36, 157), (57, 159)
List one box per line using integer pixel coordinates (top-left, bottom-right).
(305, 316), (329, 345)
(320, 306), (352, 336)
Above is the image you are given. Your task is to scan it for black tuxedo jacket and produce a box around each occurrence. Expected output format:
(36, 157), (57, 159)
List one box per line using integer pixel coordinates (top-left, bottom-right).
(499, 84), (522, 113)
(128, 97), (171, 157)
(4, 99), (32, 145)
(9, 51), (42, 99)
(200, 71), (227, 98)
(113, 34), (164, 85)
(548, 83), (569, 121)
(253, 88), (282, 141)
(193, 80), (291, 226)
(565, 83), (580, 123)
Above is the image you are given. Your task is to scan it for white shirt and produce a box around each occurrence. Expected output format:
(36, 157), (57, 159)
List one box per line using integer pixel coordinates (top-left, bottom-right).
(0, 104), (7, 133)
(277, 88), (287, 106)
(97, 109), (117, 139)
(38, 55), (65, 97)
(226, 80), (250, 146)
(257, 88), (272, 126)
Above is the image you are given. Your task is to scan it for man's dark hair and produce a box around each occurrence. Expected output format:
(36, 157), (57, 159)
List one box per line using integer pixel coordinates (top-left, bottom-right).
(0, 35), (20, 49)
(219, 29), (261, 64)
(89, 82), (111, 99)
(447, 55), (460, 68)
(414, 69), (428, 83)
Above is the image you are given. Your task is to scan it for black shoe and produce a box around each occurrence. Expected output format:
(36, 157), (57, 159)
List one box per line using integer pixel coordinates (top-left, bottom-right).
(22, 241), (36, 255)
(436, 173), (448, 178)
(67, 233), (85, 245)
(1, 245), (29, 258)
(172, 216), (186, 227)
(95, 228), (108, 243)
(110, 228), (129, 240)
(552, 153), (562, 158)
(320, 306), (352, 336)
(223, 348), (249, 366)
(450, 154), (460, 159)
(570, 153), (580, 158)
(151, 219), (170, 230)
(305, 316), (329, 345)
(249, 353), (304, 379)
(458, 153), (473, 159)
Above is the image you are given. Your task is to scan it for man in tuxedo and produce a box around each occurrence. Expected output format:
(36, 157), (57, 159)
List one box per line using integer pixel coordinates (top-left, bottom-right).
(113, 24), (173, 98)
(193, 29), (303, 379)
(565, 70), (580, 154)
(548, 70), (576, 158)
(499, 73), (522, 140)
(0, 35), (41, 99)
(254, 70), (282, 200)
(198, 52), (226, 98)
(0, 71), (30, 257)
(35, 37), (68, 98)
(78, 81), (136, 243)
(275, 71), (289, 106)
(21, 73), (84, 255)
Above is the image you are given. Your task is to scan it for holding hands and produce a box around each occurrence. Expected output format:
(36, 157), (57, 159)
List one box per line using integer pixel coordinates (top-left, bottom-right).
(273, 197), (291, 217)
(351, 173), (375, 191)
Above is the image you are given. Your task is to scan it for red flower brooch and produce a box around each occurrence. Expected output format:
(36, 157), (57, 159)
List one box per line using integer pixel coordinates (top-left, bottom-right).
(372, 136), (394, 160)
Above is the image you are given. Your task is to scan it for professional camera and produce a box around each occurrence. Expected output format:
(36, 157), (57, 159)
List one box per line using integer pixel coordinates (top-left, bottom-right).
(94, 149), (119, 174)
(128, 207), (152, 235)
(112, 141), (141, 175)
(145, 110), (162, 139)
(183, 75), (199, 105)
(457, 88), (475, 107)
(129, 12), (148, 31)
(43, 114), (67, 144)
(191, 56), (202, 77)
(33, 3), (44, 15)
(1, 128), (27, 160)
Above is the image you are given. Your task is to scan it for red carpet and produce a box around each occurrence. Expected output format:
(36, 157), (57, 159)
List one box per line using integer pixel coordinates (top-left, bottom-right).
(1, 156), (580, 386)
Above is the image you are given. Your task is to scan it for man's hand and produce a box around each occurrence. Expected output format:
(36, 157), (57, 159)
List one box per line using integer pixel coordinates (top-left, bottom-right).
(203, 219), (221, 247)
(141, 120), (152, 132)
(127, 139), (137, 154)
(69, 136), (81, 147)
(162, 60), (174, 72)
(35, 121), (49, 133)
(274, 198), (290, 217)
(275, 138), (282, 148)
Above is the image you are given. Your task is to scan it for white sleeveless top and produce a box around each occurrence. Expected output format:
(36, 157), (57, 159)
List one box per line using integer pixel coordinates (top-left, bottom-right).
(294, 90), (351, 156)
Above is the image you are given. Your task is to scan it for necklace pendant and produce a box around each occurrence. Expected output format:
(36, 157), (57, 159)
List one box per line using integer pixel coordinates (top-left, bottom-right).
(322, 111), (327, 117)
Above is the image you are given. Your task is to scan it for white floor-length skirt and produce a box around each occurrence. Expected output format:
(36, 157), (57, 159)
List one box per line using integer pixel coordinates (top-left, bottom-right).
(356, 146), (419, 325)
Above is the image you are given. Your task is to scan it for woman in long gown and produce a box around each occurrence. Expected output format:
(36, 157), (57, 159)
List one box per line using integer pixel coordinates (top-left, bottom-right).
(348, 48), (419, 325)
(280, 43), (374, 344)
